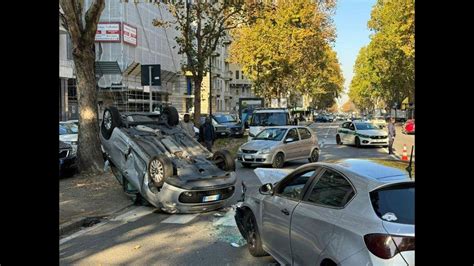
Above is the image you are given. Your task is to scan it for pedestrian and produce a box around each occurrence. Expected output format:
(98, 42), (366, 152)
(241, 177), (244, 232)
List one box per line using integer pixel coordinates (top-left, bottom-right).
(179, 113), (195, 136)
(199, 116), (216, 152)
(387, 117), (396, 154)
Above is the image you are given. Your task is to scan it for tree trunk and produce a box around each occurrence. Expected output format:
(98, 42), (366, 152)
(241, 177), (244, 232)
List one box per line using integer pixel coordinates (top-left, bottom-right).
(193, 76), (203, 126)
(73, 47), (104, 175)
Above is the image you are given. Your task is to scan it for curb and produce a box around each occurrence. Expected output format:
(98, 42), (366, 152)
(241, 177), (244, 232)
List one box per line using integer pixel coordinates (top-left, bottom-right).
(59, 203), (134, 237)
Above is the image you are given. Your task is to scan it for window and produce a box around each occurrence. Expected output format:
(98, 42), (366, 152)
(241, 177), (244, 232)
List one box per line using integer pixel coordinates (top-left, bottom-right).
(235, 70), (240, 80)
(286, 128), (299, 141)
(370, 183), (414, 224)
(277, 170), (316, 200)
(298, 128), (312, 140)
(349, 123), (355, 131)
(306, 169), (355, 208)
(342, 122), (350, 129)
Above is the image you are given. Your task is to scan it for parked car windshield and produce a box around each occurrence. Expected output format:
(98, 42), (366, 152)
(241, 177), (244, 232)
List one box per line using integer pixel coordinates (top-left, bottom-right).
(59, 123), (78, 135)
(250, 112), (288, 126)
(254, 128), (287, 141)
(213, 114), (237, 123)
(354, 122), (378, 130)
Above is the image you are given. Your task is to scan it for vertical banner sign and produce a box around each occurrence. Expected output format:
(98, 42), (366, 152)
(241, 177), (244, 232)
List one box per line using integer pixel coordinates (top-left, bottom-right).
(123, 23), (137, 46)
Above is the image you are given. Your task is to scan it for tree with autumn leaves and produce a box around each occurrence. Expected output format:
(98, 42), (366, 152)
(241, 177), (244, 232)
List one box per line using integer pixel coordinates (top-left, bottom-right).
(229, 0), (344, 109)
(349, 0), (414, 112)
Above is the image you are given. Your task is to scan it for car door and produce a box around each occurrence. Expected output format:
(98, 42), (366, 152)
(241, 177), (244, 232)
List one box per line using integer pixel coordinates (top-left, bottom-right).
(345, 122), (356, 144)
(290, 168), (356, 265)
(262, 167), (321, 264)
(297, 127), (313, 158)
(338, 122), (349, 142)
(282, 128), (301, 160)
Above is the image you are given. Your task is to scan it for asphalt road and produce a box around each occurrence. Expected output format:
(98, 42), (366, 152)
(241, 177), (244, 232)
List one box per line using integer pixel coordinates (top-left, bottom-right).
(59, 121), (411, 265)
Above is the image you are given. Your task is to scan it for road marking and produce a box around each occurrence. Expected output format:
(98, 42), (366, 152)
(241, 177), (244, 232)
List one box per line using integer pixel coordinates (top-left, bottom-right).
(111, 206), (155, 223)
(161, 214), (199, 224)
(213, 209), (237, 227)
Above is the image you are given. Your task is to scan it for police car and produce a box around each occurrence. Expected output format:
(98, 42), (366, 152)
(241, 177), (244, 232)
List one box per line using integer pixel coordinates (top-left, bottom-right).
(336, 120), (388, 147)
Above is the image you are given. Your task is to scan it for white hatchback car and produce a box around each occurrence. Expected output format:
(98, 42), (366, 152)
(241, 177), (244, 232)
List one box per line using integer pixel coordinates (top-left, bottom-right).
(336, 120), (388, 147)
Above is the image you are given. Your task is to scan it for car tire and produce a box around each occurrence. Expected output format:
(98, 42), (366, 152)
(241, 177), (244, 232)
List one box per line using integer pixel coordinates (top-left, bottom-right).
(355, 137), (361, 148)
(213, 150), (236, 171)
(101, 106), (123, 140)
(336, 134), (342, 145)
(148, 154), (174, 187)
(272, 152), (285, 168)
(244, 211), (267, 257)
(163, 106), (179, 126)
(308, 148), (319, 163)
(241, 162), (252, 168)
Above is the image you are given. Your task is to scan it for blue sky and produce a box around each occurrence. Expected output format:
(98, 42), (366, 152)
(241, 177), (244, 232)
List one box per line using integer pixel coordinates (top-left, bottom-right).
(333, 0), (376, 107)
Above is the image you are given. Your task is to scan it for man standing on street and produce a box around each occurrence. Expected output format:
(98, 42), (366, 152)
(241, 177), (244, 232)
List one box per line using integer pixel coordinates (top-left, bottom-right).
(387, 117), (396, 154)
(179, 113), (195, 137)
(199, 116), (216, 152)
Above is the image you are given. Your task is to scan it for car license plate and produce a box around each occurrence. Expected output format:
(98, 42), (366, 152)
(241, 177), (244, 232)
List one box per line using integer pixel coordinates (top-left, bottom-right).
(221, 132), (226, 135)
(244, 155), (252, 159)
(203, 194), (220, 202)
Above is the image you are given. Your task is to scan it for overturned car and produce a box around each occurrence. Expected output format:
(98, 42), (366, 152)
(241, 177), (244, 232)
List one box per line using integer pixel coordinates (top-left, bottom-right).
(100, 106), (238, 214)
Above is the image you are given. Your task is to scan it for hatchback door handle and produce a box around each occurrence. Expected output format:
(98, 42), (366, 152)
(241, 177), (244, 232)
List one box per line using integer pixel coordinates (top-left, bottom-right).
(281, 209), (290, 215)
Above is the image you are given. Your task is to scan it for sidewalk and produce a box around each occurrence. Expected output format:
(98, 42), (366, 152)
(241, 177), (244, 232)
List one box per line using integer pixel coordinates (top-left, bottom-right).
(60, 170), (133, 236)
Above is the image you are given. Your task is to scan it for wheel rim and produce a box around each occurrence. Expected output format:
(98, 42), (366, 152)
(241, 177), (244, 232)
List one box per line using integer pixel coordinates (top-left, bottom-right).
(275, 154), (283, 167)
(104, 110), (112, 130)
(150, 159), (164, 183)
(311, 150), (318, 161)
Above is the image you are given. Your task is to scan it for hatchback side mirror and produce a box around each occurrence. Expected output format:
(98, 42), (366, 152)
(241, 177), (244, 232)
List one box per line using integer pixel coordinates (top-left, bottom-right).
(259, 183), (273, 195)
(285, 138), (294, 143)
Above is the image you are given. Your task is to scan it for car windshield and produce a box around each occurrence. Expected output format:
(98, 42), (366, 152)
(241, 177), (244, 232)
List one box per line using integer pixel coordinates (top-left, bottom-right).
(370, 183), (414, 225)
(214, 114), (236, 123)
(355, 123), (378, 130)
(254, 128), (287, 141)
(59, 123), (78, 135)
(250, 112), (288, 126)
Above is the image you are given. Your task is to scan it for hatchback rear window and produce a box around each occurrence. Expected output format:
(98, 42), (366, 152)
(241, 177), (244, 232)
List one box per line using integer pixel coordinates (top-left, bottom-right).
(370, 183), (414, 224)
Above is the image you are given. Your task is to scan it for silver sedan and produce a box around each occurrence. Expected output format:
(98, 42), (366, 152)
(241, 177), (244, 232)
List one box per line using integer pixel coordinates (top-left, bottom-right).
(235, 159), (415, 265)
(237, 126), (320, 168)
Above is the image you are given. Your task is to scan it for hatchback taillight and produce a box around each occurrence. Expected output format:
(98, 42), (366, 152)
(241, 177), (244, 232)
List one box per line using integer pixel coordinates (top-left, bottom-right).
(364, 233), (415, 259)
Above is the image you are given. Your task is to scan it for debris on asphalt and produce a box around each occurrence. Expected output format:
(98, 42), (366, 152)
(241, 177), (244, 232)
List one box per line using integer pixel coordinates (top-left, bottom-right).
(82, 217), (102, 227)
(134, 245), (141, 250)
(230, 242), (240, 248)
(214, 213), (224, 217)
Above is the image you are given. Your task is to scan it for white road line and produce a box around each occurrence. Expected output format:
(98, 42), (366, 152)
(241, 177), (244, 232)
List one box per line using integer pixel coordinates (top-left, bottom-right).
(111, 206), (155, 223)
(161, 214), (199, 224)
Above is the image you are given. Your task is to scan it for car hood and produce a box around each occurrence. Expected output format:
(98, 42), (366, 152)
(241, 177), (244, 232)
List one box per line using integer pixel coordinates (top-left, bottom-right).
(60, 134), (78, 143)
(357, 130), (386, 136)
(240, 140), (279, 150)
(220, 122), (242, 127)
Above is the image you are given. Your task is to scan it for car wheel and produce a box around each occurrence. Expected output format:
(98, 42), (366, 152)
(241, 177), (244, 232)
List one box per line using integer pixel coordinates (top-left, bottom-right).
(272, 153), (285, 168)
(308, 148), (319, 163)
(336, 134), (342, 145)
(163, 106), (179, 126)
(241, 162), (252, 168)
(148, 154), (173, 187)
(355, 137), (361, 148)
(245, 211), (267, 257)
(212, 150), (236, 171)
(101, 106), (123, 140)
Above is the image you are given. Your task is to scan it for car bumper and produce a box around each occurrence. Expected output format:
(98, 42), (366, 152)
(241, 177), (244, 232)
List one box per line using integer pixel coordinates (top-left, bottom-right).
(157, 182), (239, 214)
(359, 137), (389, 146)
(236, 152), (273, 165)
(59, 157), (77, 171)
(339, 249), (413, 266)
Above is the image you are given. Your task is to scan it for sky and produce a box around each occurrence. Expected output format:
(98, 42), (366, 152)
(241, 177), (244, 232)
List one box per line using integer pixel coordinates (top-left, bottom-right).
(333, 0), (376, 108)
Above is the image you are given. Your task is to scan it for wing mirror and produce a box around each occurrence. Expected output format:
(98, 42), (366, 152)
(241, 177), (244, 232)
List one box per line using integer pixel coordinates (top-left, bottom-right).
(259, 183), (274, 195)
(284, 138), (295, 143)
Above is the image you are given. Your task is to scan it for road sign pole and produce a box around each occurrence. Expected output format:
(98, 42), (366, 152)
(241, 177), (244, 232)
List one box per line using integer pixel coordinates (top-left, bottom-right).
(149, 66), (153, 112)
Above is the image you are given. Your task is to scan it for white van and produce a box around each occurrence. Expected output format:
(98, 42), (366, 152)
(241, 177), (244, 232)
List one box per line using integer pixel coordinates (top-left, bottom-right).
(248, 108), (291, 141)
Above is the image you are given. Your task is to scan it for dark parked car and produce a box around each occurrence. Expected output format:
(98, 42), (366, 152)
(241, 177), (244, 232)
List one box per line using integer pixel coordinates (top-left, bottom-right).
(314, 115), (329, 122)
(59, 140), (77, 177)
(100, 106), (239, 214)
(212, 113), (244, 137)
